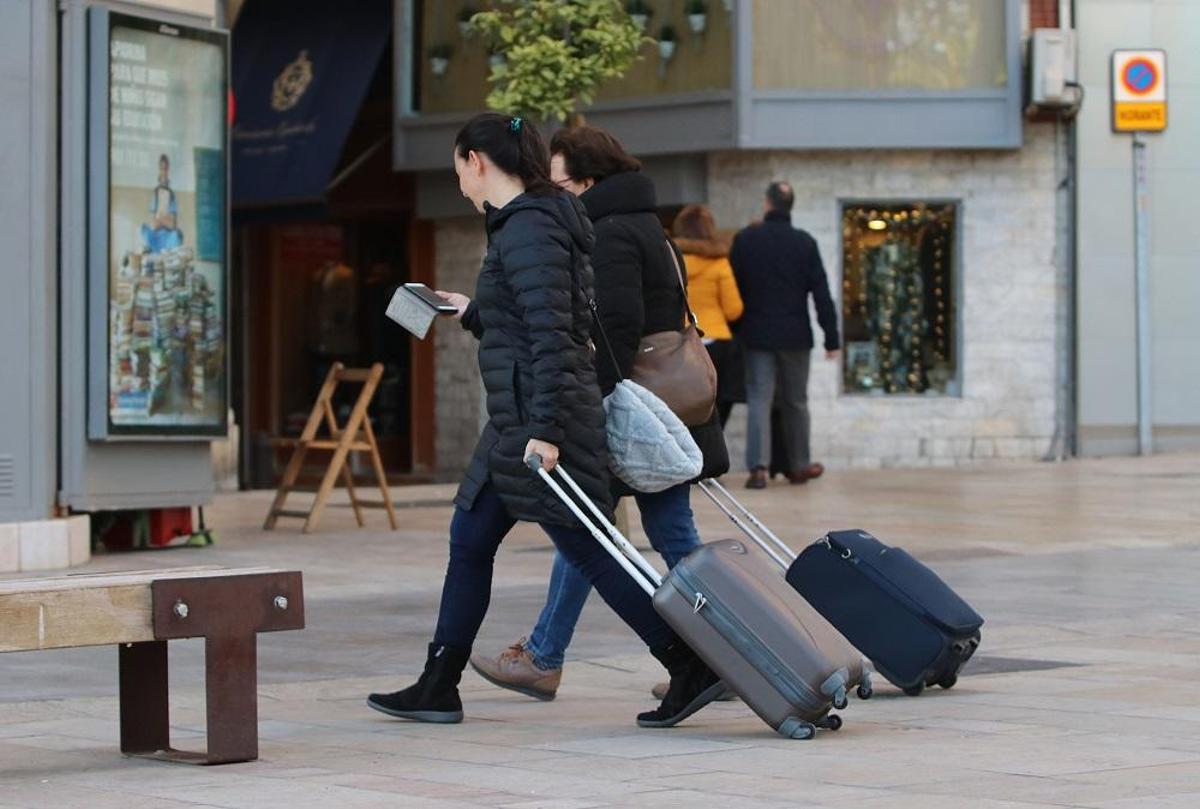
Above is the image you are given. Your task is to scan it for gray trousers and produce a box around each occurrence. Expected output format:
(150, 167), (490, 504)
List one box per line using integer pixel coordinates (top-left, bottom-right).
(745, 348), (812, 472)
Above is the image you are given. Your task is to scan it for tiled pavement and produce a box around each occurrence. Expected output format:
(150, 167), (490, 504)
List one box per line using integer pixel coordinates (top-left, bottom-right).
(2, 454), (1199, 807)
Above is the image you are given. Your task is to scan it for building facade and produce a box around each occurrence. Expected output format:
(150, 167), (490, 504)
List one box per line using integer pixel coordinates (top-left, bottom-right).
(395, 0), (1109, 475)
(1, 1), (1196, 573)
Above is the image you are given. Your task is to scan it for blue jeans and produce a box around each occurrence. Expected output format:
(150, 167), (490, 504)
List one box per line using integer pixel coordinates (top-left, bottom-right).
(433, 481), (674, 653)
(526, 483), (701, 669)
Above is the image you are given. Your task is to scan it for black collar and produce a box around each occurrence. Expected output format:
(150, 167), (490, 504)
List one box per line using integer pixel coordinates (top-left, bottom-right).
(579, 172), (657, 221)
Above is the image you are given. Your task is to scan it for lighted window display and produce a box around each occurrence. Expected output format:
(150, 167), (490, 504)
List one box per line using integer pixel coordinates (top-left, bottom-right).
(841, 203), (957, 395)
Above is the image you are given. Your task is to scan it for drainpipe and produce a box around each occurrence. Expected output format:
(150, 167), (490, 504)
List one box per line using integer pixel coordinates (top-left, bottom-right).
(1046, 0), (1079, 461)
(1064, 0), (1078, 458)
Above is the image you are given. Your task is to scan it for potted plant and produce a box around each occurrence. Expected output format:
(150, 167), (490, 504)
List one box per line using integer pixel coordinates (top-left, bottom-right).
(686, 0), (708, 34)
(658, 23), (677, 61)
(626, 0), (652, 32)
(428, 44), (453, 77)
(458, 6), (478, 38)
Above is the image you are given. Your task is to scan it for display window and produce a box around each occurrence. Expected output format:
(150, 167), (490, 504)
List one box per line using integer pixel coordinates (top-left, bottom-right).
(840, 202), (958, 396)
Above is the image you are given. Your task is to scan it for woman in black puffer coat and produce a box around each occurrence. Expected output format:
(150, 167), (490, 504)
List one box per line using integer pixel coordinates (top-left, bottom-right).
(469, 126), (729, 702)
(367, 113), (721, 729)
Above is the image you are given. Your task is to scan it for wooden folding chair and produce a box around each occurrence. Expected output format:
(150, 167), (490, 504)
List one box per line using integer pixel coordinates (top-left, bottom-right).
(264, 362), (399, 533)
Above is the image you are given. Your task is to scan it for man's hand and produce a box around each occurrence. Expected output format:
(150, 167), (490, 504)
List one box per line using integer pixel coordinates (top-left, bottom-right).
(826, 349), (840, 361)
(525, 439), (560, 472)
(435, 290), (471, 320)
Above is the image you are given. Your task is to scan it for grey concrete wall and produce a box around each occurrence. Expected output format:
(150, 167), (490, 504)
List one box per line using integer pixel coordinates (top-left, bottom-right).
(1076, 0), (1200, 455)
(708, 124), (1065, 470)
(432, 218), (486, 479)
(0, 1), (57, 522)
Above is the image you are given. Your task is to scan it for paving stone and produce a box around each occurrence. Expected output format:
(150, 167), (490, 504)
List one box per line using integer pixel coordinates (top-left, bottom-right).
(3, 456), (1200, 805)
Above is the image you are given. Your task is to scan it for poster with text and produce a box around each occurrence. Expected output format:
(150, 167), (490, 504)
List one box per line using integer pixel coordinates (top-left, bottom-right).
(106, 14), (227, 435)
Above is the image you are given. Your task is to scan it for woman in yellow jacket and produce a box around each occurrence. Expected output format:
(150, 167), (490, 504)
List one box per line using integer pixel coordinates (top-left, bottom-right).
(672, 204), (743, 425)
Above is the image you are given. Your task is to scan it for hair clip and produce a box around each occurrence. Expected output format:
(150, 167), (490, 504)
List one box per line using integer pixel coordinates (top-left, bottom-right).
(510, 116), (523, 133)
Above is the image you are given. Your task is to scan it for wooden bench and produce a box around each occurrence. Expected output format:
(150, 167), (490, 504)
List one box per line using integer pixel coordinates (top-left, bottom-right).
(0, 567), (304, 765)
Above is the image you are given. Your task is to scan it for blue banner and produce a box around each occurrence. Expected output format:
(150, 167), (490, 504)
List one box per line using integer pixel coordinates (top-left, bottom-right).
(193, 146), (224, 261)
(231, 0), (390, 206)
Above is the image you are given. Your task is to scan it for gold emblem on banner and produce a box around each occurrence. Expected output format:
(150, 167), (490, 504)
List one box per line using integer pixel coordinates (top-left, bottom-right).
(272, 50), (313, 112)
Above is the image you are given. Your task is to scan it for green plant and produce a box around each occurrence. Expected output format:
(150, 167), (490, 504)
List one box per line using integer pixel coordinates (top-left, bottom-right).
(658, 23), (677, 42)
(458, 5), (478, 23)
(685, 0), (708, 14)
(469, 0), (649, 122)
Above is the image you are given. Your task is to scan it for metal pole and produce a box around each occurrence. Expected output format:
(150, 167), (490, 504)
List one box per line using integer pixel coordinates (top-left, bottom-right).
(1132, 133), (1152, 455)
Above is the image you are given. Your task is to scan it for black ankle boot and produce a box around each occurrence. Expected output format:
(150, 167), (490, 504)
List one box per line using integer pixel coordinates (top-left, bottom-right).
(367, 643), (469, 724)
(637, 641), (724, 728)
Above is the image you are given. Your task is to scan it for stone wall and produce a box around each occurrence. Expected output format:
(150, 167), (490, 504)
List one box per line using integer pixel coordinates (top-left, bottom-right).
(432, 218), (486, 479)
(707, 123), (1066, 470)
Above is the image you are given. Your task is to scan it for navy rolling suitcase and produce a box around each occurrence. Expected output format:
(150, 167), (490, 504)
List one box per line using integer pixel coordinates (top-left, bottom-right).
(788, 530), (983, 695)
(699, 481), (983, 696)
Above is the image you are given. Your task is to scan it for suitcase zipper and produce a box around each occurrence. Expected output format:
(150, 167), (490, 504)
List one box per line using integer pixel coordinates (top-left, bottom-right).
(820, 535), (979, 636)
(671, 566), (826, 713)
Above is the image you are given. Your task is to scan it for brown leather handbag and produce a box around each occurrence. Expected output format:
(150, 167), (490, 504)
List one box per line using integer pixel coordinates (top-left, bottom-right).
(629, 241), (718, 426)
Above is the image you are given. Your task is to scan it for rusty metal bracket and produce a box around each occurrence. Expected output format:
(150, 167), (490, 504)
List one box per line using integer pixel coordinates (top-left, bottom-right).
(119, 571), (304, 765)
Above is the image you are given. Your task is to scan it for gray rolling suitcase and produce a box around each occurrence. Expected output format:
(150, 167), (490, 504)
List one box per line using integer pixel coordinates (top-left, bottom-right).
(528, 457), (871, 739)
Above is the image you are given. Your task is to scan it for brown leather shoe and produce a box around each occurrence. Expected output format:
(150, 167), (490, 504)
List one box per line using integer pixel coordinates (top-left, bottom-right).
(789, 463), (825, 484)
(469, 638), (561, 701)
(745, 467), (768, 490)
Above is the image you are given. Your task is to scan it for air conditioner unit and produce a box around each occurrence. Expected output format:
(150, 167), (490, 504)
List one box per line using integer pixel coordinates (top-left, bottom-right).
(1029, 28), (1079, 108)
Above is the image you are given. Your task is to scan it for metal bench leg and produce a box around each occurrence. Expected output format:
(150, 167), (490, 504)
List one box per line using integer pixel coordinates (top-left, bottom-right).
(204, 633), (259, 764)
(119, 641), (170, 756)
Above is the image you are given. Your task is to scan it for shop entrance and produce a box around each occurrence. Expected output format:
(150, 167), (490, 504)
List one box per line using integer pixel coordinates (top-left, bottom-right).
(235, 216), (429, 489)
(227, 1), (432, 489)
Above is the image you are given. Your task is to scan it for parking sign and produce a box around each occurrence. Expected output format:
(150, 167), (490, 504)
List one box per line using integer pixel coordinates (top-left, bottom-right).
(1112, 50), (1167, 132)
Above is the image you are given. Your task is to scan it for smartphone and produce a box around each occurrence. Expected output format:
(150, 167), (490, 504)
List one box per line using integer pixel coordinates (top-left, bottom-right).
(404, 282), (459, 313)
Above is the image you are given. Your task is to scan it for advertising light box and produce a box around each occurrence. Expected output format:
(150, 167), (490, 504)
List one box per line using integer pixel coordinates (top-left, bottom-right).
(88, 10), (229, 439)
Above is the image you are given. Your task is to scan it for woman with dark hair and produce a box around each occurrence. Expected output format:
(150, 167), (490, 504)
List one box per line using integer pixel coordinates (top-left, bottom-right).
(367, 113), (722, 728)
(468, 124), (730, 703)
(673, 204), (743, 426)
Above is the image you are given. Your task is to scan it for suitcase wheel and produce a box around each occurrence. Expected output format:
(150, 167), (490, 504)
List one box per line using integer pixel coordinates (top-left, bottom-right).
(857, 682), (873, 700)
(903, 684), (925, 697)
(816, 713), (843, 731)
(937, 674), (958, 690)
(777, 717), (817, 740)
(832, 688), (849, 710)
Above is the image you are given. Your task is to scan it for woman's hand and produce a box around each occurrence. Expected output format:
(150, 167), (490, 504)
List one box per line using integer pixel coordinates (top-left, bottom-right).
(436, 290), (472, 320)
(524, 439), (560, 472)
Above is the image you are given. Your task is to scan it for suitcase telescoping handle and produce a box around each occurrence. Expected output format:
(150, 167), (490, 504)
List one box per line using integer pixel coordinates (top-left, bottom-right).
(697, 479), (799, 570)
(525, 454), (664, 597)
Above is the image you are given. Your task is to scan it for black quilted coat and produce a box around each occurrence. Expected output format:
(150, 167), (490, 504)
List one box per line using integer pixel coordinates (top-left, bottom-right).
(453, 192), (613, 527)
(582, 172), (730, 489)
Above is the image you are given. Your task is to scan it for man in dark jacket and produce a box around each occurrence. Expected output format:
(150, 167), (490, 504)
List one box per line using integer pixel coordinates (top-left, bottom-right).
(730, 181), (840, 490)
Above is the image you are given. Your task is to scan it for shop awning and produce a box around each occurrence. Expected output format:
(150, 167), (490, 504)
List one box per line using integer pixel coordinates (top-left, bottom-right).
(231, 0), (390, 207)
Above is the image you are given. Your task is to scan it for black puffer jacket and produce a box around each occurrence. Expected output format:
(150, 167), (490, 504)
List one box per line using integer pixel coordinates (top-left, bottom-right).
(582, 172), (729, 486)
(454, 192), (613, 527)
(583, 172), (683, 393)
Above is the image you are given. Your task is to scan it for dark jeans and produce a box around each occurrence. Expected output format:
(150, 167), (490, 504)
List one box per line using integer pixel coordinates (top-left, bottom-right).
(432, 481), (675, 653)
(526, 483), (701, 669)
(745, 348), (812, 471)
